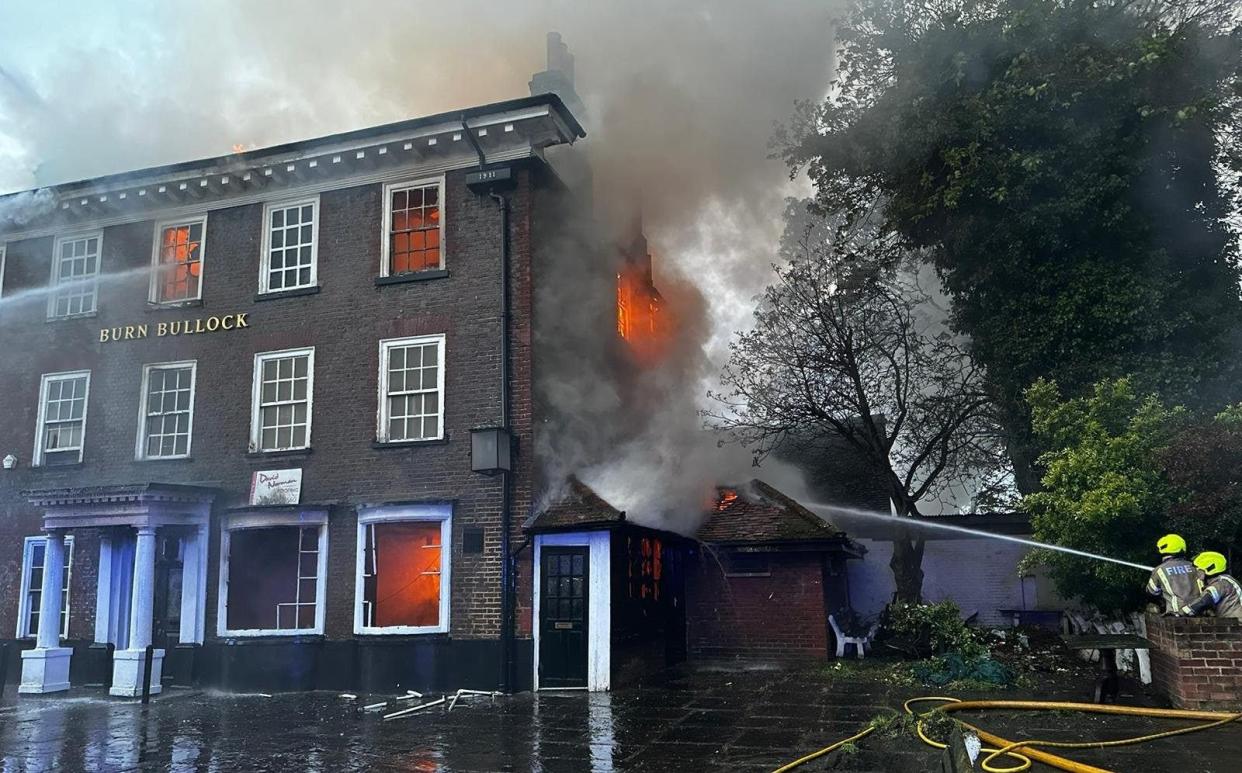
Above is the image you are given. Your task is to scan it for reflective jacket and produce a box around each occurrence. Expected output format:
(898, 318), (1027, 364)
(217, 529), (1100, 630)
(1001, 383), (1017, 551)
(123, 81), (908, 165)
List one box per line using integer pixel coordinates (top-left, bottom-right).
(1146, 556), (1203, 610)
(1202, 574), (1242, 620)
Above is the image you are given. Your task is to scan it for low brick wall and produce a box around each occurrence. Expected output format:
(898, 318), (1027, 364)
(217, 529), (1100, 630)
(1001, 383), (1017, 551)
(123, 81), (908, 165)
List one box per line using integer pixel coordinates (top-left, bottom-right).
(1147, 613), (1242, 710)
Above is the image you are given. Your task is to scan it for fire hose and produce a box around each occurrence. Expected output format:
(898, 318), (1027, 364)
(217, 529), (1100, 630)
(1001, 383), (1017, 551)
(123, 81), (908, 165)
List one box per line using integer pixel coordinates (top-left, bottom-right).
(771, 697), (1242, 773)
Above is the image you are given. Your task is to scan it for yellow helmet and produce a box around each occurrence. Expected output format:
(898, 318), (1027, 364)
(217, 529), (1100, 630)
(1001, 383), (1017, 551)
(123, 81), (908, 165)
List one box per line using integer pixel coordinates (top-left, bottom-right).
(1157, 534), (1187, 556)
(1194, 551), (1227, 577)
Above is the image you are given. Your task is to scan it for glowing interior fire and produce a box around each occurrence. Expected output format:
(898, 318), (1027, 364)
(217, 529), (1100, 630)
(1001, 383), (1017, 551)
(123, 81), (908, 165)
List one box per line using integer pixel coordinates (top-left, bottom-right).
(616, 264), (669, 364)
(716, 489), (739, 511)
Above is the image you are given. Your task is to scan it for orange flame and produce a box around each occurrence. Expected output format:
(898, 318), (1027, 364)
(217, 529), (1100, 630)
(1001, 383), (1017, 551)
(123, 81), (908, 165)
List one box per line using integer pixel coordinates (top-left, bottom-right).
(715, 489), (739, 511)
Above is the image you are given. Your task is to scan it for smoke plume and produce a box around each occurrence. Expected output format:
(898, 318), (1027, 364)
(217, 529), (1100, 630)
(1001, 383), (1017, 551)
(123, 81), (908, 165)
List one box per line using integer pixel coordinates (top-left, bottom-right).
(0, 1), (843, 531)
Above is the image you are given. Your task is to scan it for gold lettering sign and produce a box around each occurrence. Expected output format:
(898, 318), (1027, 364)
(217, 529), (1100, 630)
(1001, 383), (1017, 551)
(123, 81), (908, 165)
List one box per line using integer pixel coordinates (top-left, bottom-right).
(99, 313), (249, 343)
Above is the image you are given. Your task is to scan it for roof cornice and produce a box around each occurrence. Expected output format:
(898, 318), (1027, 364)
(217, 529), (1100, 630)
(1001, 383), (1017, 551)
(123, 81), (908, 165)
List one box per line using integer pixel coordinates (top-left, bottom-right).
(1, 94), (584, 241)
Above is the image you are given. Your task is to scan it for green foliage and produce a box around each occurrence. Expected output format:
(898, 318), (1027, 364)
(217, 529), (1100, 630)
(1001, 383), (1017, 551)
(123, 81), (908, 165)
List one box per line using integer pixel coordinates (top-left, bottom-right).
(1022, 378), (1182, 611)
(781, 0), (1242, 488)
(883, 600), (986, 659)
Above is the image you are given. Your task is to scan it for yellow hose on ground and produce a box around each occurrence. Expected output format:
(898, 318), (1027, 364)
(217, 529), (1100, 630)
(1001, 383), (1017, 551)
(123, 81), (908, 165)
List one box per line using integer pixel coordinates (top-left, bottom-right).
(771, 697), (1242, 773)
(770, 726), (875, 773)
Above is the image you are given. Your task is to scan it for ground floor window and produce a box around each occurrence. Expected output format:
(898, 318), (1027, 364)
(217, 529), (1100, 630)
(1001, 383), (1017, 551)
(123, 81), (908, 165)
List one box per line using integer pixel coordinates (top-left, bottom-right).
(356, 505), (451, 634)
(18, 536), (74, 638)
(220, 522), (324, 635)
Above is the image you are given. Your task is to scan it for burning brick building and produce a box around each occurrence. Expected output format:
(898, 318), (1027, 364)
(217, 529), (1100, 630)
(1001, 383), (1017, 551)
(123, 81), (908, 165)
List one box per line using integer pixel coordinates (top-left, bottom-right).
(0, 75), (594, 695)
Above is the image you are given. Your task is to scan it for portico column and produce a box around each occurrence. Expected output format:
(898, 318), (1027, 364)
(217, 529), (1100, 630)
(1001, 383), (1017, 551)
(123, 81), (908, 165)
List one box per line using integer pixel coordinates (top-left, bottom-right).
(110, 526), (164, 697)
(19, 530), (72, 694)
(36, 531), (67, 648)
(129, 527), (157, 651)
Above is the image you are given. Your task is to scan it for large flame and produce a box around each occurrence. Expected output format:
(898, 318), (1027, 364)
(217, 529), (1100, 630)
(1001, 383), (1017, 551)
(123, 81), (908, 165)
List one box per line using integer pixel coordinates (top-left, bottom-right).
(616, 260), (669, 365)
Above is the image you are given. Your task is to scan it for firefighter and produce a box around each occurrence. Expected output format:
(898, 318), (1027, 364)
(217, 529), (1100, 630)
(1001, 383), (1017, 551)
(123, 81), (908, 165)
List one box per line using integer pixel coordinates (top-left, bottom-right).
(1145, 534), (1203, 613)
(1179, 552), (1242, 619)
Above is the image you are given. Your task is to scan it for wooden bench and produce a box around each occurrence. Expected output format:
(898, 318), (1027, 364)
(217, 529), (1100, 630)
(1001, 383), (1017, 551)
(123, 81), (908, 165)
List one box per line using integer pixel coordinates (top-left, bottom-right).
(1061, 633), (1153, 704)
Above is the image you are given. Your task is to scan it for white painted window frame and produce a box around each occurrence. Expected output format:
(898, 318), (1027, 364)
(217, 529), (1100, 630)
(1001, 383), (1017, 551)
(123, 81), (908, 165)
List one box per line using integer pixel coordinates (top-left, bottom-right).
(259, 196), (320, 294)
(33, 370), (91, 466)
(0, 243), (6, 299)
(17, 535), (74, 639)
(148, 214), (208, 304)
(354, 504), (453, 635)
(249, 347), (315, 453)
(376, 334), (446, 443)
(380, 176), (445, 277)
(216, 511), (328, 637)
(47, 230), (103, 319)
(135, 360), (198, 460)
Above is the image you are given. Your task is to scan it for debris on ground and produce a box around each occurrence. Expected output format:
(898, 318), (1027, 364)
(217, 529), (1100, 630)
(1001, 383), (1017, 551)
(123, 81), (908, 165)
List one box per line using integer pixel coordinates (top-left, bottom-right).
(383, 695), (446, 721)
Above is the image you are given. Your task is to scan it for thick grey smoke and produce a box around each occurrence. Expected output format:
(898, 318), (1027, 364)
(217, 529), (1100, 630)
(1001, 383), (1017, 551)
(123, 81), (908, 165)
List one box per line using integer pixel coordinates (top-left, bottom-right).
(1, 1), (843, 531)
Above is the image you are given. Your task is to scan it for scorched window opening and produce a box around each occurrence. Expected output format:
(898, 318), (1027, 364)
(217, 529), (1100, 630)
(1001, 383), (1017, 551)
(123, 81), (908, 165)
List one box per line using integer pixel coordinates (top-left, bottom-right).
(222, 525), (323, 635)
(383, 178), (444, 276)
(355, 506), (452, 635)
(150, 216), (206, 304)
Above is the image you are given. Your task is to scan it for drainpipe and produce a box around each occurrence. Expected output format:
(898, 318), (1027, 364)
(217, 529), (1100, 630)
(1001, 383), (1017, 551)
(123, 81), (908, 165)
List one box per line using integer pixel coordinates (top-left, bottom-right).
(491, 188), (515, 695)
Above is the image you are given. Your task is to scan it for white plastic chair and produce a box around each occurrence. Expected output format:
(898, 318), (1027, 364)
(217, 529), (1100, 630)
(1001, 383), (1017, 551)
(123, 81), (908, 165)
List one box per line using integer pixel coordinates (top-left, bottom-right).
(829, 614), (879, 659)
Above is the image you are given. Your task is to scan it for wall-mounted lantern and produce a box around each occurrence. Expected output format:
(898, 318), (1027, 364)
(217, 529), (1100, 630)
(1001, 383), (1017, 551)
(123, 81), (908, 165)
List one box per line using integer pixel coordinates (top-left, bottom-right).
(2, 454), (16, 470)
(471, 427), (513, 475)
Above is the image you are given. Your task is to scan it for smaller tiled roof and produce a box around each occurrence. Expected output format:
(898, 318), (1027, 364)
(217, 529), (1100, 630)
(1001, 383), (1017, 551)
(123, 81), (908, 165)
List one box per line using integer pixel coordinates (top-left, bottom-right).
(525, 476), (626, 533)
(696, 479), (845, 545)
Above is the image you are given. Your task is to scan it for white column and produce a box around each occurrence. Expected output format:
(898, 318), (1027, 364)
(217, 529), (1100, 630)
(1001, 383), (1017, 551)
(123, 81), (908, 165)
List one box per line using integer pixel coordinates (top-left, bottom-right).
(20, 531), (73, 694)
(36, 532), (67, 648)
(110, 525), (164, 697)
(94, 535), (114, 644)
(179, 528), (206, 644)
(128, 526), (157, 650)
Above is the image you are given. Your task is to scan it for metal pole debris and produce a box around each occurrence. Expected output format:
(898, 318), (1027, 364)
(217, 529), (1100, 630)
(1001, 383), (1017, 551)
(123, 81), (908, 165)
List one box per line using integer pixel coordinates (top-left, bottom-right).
(392, 690), (424, 702)
(362, 701), (389, 712)
(447, 688), (503, 711)
(383, 696), (446, 720)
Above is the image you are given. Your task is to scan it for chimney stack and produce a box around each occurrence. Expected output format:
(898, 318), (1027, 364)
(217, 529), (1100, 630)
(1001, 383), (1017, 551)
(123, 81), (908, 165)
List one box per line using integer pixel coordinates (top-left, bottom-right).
(530, 31), (584, 118)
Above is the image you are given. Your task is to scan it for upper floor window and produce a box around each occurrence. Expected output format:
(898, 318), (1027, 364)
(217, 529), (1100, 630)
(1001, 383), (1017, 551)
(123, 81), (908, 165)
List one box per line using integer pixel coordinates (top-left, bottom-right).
(378, 335), (444, 443)
(138, 361), (197, 459)
(382, 180), (442, 276)
(151, 217), (206, 304)
(251, 348), (313, 452)
(48, 232), (101, 318)
(17, 536), (74, 639)
(35, 371), (90, 466)
(260, 198), (318, 293)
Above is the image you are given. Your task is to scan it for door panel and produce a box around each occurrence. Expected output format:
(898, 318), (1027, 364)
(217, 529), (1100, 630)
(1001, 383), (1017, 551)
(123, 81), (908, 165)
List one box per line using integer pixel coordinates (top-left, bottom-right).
(539, 547), (589, 688)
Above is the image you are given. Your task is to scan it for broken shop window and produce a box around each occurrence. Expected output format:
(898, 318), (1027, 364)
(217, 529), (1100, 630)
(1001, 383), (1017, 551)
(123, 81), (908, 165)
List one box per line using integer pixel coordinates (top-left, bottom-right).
(224, 526), (321, 633)
(361, 520), (444, 631)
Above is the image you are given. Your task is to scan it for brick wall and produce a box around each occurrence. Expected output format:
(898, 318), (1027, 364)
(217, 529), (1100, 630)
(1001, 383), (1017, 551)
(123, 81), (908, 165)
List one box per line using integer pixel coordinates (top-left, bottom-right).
(0, 164), (543, 646)
(1147, 613), (1242, 710)
(686, 549), (829, 660)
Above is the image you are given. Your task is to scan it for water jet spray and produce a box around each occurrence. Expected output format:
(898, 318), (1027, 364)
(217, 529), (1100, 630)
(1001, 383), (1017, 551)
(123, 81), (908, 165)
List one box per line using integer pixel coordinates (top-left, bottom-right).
(807, 503), (1154, 573)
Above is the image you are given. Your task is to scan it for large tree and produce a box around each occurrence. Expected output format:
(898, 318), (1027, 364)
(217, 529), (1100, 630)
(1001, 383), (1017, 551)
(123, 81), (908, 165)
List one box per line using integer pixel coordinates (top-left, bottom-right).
(1023, 378), (1181, 612)
(708, 205), (1009, 601)
(780, 0), (1242, 490)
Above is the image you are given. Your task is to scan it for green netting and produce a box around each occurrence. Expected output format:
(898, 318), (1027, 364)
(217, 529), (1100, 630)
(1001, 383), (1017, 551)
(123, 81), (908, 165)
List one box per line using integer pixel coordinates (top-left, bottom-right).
(913, 653), (1014, 687)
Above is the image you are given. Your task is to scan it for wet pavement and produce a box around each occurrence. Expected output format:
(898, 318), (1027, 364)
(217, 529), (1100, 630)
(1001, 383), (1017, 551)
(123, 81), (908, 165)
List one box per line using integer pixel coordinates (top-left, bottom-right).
(1, 665), (1240, 772)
